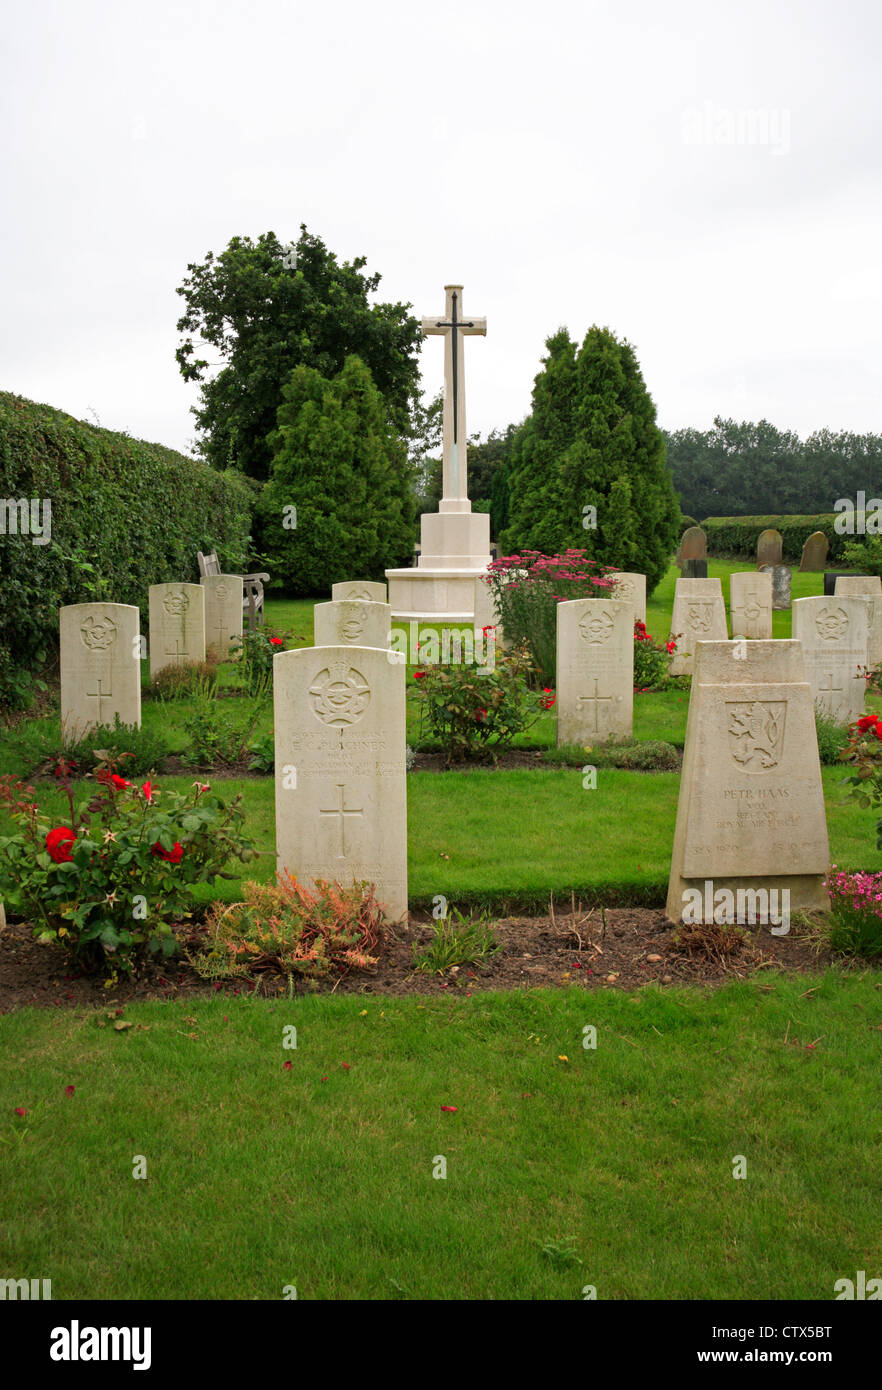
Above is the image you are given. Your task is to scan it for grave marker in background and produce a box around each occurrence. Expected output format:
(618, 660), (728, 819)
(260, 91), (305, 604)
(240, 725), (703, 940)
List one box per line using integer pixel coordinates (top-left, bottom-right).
(148, 583), (206, 680)
(669, 578), (728, 675)
(314, 600), (391, 650)
(730, 571), (773, 640)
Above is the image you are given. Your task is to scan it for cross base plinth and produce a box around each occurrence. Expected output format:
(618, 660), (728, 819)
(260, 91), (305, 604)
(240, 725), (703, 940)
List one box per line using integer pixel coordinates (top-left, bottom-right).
(417, 510), (491, 569)
(385, 565), (491, 624)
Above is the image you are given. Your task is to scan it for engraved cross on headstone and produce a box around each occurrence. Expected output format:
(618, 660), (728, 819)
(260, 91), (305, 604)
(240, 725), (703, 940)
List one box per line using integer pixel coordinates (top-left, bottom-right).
(577, 679), (613, 732)
(421, 285), (487, 508)
(165, 637), (189, 665)
(818, 672), (844, 713)
(319, 784), (365, 858)
(86, 671), (113, 724)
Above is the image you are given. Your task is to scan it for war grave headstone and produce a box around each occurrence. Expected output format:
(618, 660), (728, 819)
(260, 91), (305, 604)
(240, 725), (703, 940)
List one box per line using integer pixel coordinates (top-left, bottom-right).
(148, 583), (206, 680)
(669, 578), (728, 675)
(666, 639), (830, 922)
(556, 598), (633, 746)
(792, 595), (870, 724)
(60, 603), (141, 742)
(274, 646), (407, 921)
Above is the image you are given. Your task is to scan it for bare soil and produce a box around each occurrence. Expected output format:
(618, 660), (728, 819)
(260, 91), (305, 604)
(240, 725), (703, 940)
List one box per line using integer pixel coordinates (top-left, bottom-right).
(0, 905), (847, 1015)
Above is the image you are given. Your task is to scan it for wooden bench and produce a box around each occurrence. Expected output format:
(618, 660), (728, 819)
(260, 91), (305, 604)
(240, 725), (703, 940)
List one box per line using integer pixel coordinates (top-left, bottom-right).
(197, 550), (270, 631)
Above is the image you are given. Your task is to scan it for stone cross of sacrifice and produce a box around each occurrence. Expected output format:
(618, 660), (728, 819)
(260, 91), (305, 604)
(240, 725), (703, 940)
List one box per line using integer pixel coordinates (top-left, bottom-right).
(421, 285), (486, 513)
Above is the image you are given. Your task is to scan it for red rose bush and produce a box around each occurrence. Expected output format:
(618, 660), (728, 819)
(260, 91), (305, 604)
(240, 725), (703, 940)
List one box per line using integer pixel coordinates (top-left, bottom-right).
(0, 755), (254, 973)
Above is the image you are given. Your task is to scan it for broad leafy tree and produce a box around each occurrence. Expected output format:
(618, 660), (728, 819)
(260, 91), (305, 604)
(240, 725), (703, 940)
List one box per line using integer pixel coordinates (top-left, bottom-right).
(176, 227), (423, 481)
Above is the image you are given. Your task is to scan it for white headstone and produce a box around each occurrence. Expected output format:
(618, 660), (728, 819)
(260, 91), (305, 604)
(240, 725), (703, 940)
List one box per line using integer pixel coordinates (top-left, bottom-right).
(274, 646), (407, 921)
(669, 578), (728, 675)
(609, 571), (647, 624)
(331, 580), (388, 603)
(792, 596), (870, 724)
(201, 574), (243, 660)
(730, 571), (773, 640)
(835, 575), (882, 668)
(60, 603), (142, 742)
(556, 598), (634, 745)
(666, 640), (830, 921)
(314, 600), (391, 650)
(148, 583), (206, 680)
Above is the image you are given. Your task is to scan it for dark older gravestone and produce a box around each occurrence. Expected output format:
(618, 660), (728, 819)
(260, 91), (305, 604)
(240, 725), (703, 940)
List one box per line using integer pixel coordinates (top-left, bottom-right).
(759, 563), (791, 610)
(824, 571), (871, 597)
(681, 559), (708, 578)
(756, 528), (783, 567)
(678, 525), (707, 576)
(679, 526), (707, 561)
(799, 531), (829, 572)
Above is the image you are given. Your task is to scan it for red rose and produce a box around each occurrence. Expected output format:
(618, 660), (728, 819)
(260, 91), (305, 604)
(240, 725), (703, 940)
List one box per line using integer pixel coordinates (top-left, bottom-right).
(413, 670), (426, 680)
(141, 780), (153, 802)
(46, 827), (77, 863)
(111, 775), (130, 791)
(151, 840), (184, 864)
(666, 639), (676, 653)
(270, 637), (283, 646)
(857, 715), (881, 733)
(475, 707), (488, 722)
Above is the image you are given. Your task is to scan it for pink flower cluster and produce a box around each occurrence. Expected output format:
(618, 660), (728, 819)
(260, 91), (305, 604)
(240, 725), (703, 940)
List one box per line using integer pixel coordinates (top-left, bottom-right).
(826, 866), (882, 917)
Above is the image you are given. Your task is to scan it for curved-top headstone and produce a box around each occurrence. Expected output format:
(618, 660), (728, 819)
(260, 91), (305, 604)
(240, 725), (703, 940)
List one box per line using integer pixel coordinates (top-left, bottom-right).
(60, 602), (142, 742)
(331, 581), (388, 604)
(609, 571), (647, 624)
(314, 600), (391, 649)
(669, 577), (728, 675)
(799, 531), (829, 572)
(556, 597), (634, 746)
(148, 583), (206, 679)
(273, 645), (407, 921)
(679, 526), (707, 562)
(756, 529), (783, 567)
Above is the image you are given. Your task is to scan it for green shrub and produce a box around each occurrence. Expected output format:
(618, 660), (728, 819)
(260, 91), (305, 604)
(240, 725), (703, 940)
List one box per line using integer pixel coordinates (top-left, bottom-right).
(486, 550), (618, 684)
(55, 715), (170, 777)
(701, 514), (843, 562)
(181, 679), (272, 770)
(0, 761), (253, 974)
(814, 708), (850, 765)
(412, 641), (545, 765)
(231, 627), (297, 693)
(0, 391), (254, 709)
(187, 874), (385, 984)
(634, 620), (676, 690)
(842, 534), (882, 577)
(412, 909), (501, 973)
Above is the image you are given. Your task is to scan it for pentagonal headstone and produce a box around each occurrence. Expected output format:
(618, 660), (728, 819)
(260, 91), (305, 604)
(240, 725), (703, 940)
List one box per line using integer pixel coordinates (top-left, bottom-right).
(331, 580), (388, 603)
(273, 646), (407, 921)
(556, 598), (633, 745)
(730, 572), (773, 640)
(201, 574), (243, 660)
(835, 575), (882, 667)
(799, 532), (829, 572)
(314, 600), (391, 649)
(792, 596), (870, 724)
(610, 571), (647, 623)
(666, 640), (830, 922)
(756, 529), (783, 567)
(148, 583), (206, 679)
(60, 603), (142, 742)
(669, 578), (728, 675)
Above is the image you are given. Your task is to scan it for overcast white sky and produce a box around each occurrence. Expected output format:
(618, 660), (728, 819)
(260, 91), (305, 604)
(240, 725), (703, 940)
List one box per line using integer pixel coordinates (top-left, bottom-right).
(2, 0), (881, 457)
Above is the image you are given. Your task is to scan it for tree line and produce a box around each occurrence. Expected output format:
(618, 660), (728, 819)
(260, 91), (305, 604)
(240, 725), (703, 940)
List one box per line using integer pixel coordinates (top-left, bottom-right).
(176, 226), (875, 597)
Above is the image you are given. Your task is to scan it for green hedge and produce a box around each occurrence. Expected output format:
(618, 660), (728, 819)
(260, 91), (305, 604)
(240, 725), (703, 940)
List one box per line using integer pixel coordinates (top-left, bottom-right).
(0, 393), (254, 707)
(701, 514), (845, 563)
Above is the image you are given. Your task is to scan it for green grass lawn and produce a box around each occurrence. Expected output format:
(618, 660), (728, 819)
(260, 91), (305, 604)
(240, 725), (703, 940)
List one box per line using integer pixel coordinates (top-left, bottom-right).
(2, 972), (879, 1300)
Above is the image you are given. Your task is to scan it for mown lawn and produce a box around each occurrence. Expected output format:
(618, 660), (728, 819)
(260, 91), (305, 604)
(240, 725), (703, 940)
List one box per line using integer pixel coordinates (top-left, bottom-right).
(1, 973), (879, 1300)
